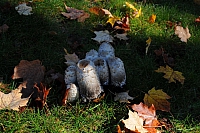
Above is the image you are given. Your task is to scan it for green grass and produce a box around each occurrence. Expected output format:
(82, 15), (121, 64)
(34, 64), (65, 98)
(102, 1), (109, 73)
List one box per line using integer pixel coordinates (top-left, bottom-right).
(0, 0), (200, 132)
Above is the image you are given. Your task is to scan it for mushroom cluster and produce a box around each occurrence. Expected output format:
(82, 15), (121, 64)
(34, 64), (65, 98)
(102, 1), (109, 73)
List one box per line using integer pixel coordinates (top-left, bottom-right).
(64, 42), (126, 102)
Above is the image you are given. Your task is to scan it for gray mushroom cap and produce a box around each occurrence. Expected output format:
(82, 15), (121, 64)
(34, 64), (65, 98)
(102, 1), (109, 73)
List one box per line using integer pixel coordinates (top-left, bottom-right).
(85, 49), (99, 61)
(93, 57), (109, 85)
(64, 65), (77, 85)
(107, 57), (126, 87)
(76, 59), (102, 100)
(98, 42), (115, 60)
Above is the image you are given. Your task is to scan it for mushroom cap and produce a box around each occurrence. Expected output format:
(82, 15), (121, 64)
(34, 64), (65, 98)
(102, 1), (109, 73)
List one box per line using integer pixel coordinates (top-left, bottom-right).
(67, 83), (79, 102)
(64, 65), (77, 85)
(93, 57), (109, 85)
(76, 59), (102, 100)
(98, 42), (115, 60)
(85, 49), (99, 61)
(107, 57), (126, 87)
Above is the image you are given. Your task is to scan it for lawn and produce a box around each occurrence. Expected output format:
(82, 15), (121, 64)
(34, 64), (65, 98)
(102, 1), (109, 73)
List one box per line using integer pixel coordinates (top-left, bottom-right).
(0, 0), (200, 132)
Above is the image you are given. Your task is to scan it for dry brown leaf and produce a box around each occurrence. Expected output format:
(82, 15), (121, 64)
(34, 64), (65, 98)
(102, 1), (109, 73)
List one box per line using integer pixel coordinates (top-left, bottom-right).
(89, 7), (113, 18)
(144, 87), (171, 112)
(195, 16), (200, 23)
(174, 25), (191, 43)
(29, 83), (51, 109)
(0, 88), (30, 111)
(131, 102), (160, 132)
(114, 33), (129, 40)
(12, 60), (45, 98)
(64, 48), (80, 65)
(114, 91), (134, 103)
(0, 24), (9, 33)
(122, 110), (148, 133)
(155, 65), (185, 84)
(61, 3), (90, 22)
(92, 30), (114, 43)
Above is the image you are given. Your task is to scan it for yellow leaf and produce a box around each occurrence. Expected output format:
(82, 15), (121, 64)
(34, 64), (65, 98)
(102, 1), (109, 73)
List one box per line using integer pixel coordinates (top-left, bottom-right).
(148, 14), (156, 23)
(145, 37), (151, 55)
(125, 2), (138, 12)
(134, 7), (141, 18)
(144, 87), (171, 112)
(155, 65), (185, 84)
(106, 17), (120, 27)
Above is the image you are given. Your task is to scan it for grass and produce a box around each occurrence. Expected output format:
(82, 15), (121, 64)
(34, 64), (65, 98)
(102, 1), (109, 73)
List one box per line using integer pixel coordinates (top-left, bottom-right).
(0, 0), (200, 132)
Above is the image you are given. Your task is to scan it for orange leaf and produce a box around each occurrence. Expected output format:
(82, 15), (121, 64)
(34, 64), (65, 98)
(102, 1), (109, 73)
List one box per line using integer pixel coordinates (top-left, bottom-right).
(131, 102), (160, 132)
(144, 87), (171, 112)
(148, 14), (156, 23)
(195, 16), (200, 23)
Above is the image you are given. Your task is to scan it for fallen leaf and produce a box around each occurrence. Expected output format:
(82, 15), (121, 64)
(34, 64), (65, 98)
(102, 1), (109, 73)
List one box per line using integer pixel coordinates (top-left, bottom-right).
(122, 110), (148, 132)
(145, 37), (151, 55)
(195, 16), (200, 23)
(64, 48), (80, 65)
(89, 7), (113, 18)
(114, 91), (134, 103)
(144, 87), (171, 112)
(155, 65), (185, 84)
(149, 14), (156, 23)
(61, 3), (90, 22)
(29, 83), (51, 109)
(15, 3), (33, 15)
(125, 2), (141, 18)
(0, 88), (30, 111)
(114, 33), (129, 40)
(194, 0), (200, 5)
(154, 47), (175, 67)
(131, 102), (160, 132)
(125, 2), (138, 12)
(92, 30), (114, 43)
(12, 60), (45, 98)
(0, 24), (9, 33)
(114, 15), (130, 32)
(134, 7), (142, 18)
(107, 17), (121, 27)
(174, 25), (191, 43)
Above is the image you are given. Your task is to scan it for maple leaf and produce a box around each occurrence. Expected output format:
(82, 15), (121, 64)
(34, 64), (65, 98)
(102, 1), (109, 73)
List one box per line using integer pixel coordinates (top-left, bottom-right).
(114, 33), (129, 40)
(155, 65), (185, 84)
(125, 2), (141, 18)
(15, 3), (33, 15)
(107, 17), (121, 27)
(122, 110), (148, 133)
(29, 83), (51, 109)
(61, 3), (90, 22)
(0, 88), (30, 111)
(154, 47), (175, 67)
(134, 7), (142, 18)
(89, 7), (113, 18)
(12, 60), (45, 98)
(92, 30), (114, 43)
(114, 91), (134, 103)
(174, 25), (191, 43)
(114, 15), (130, 32)
(149, 14), (156, 23)
(0, 24), (9, 33)
(194, 0), (200, 5)
(195, 16), (200, 23)
(64, 48), (80, 66)
(131, 102), (157, 127)
(145, 37), (151, 55)
(144, 87), (171, 112)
